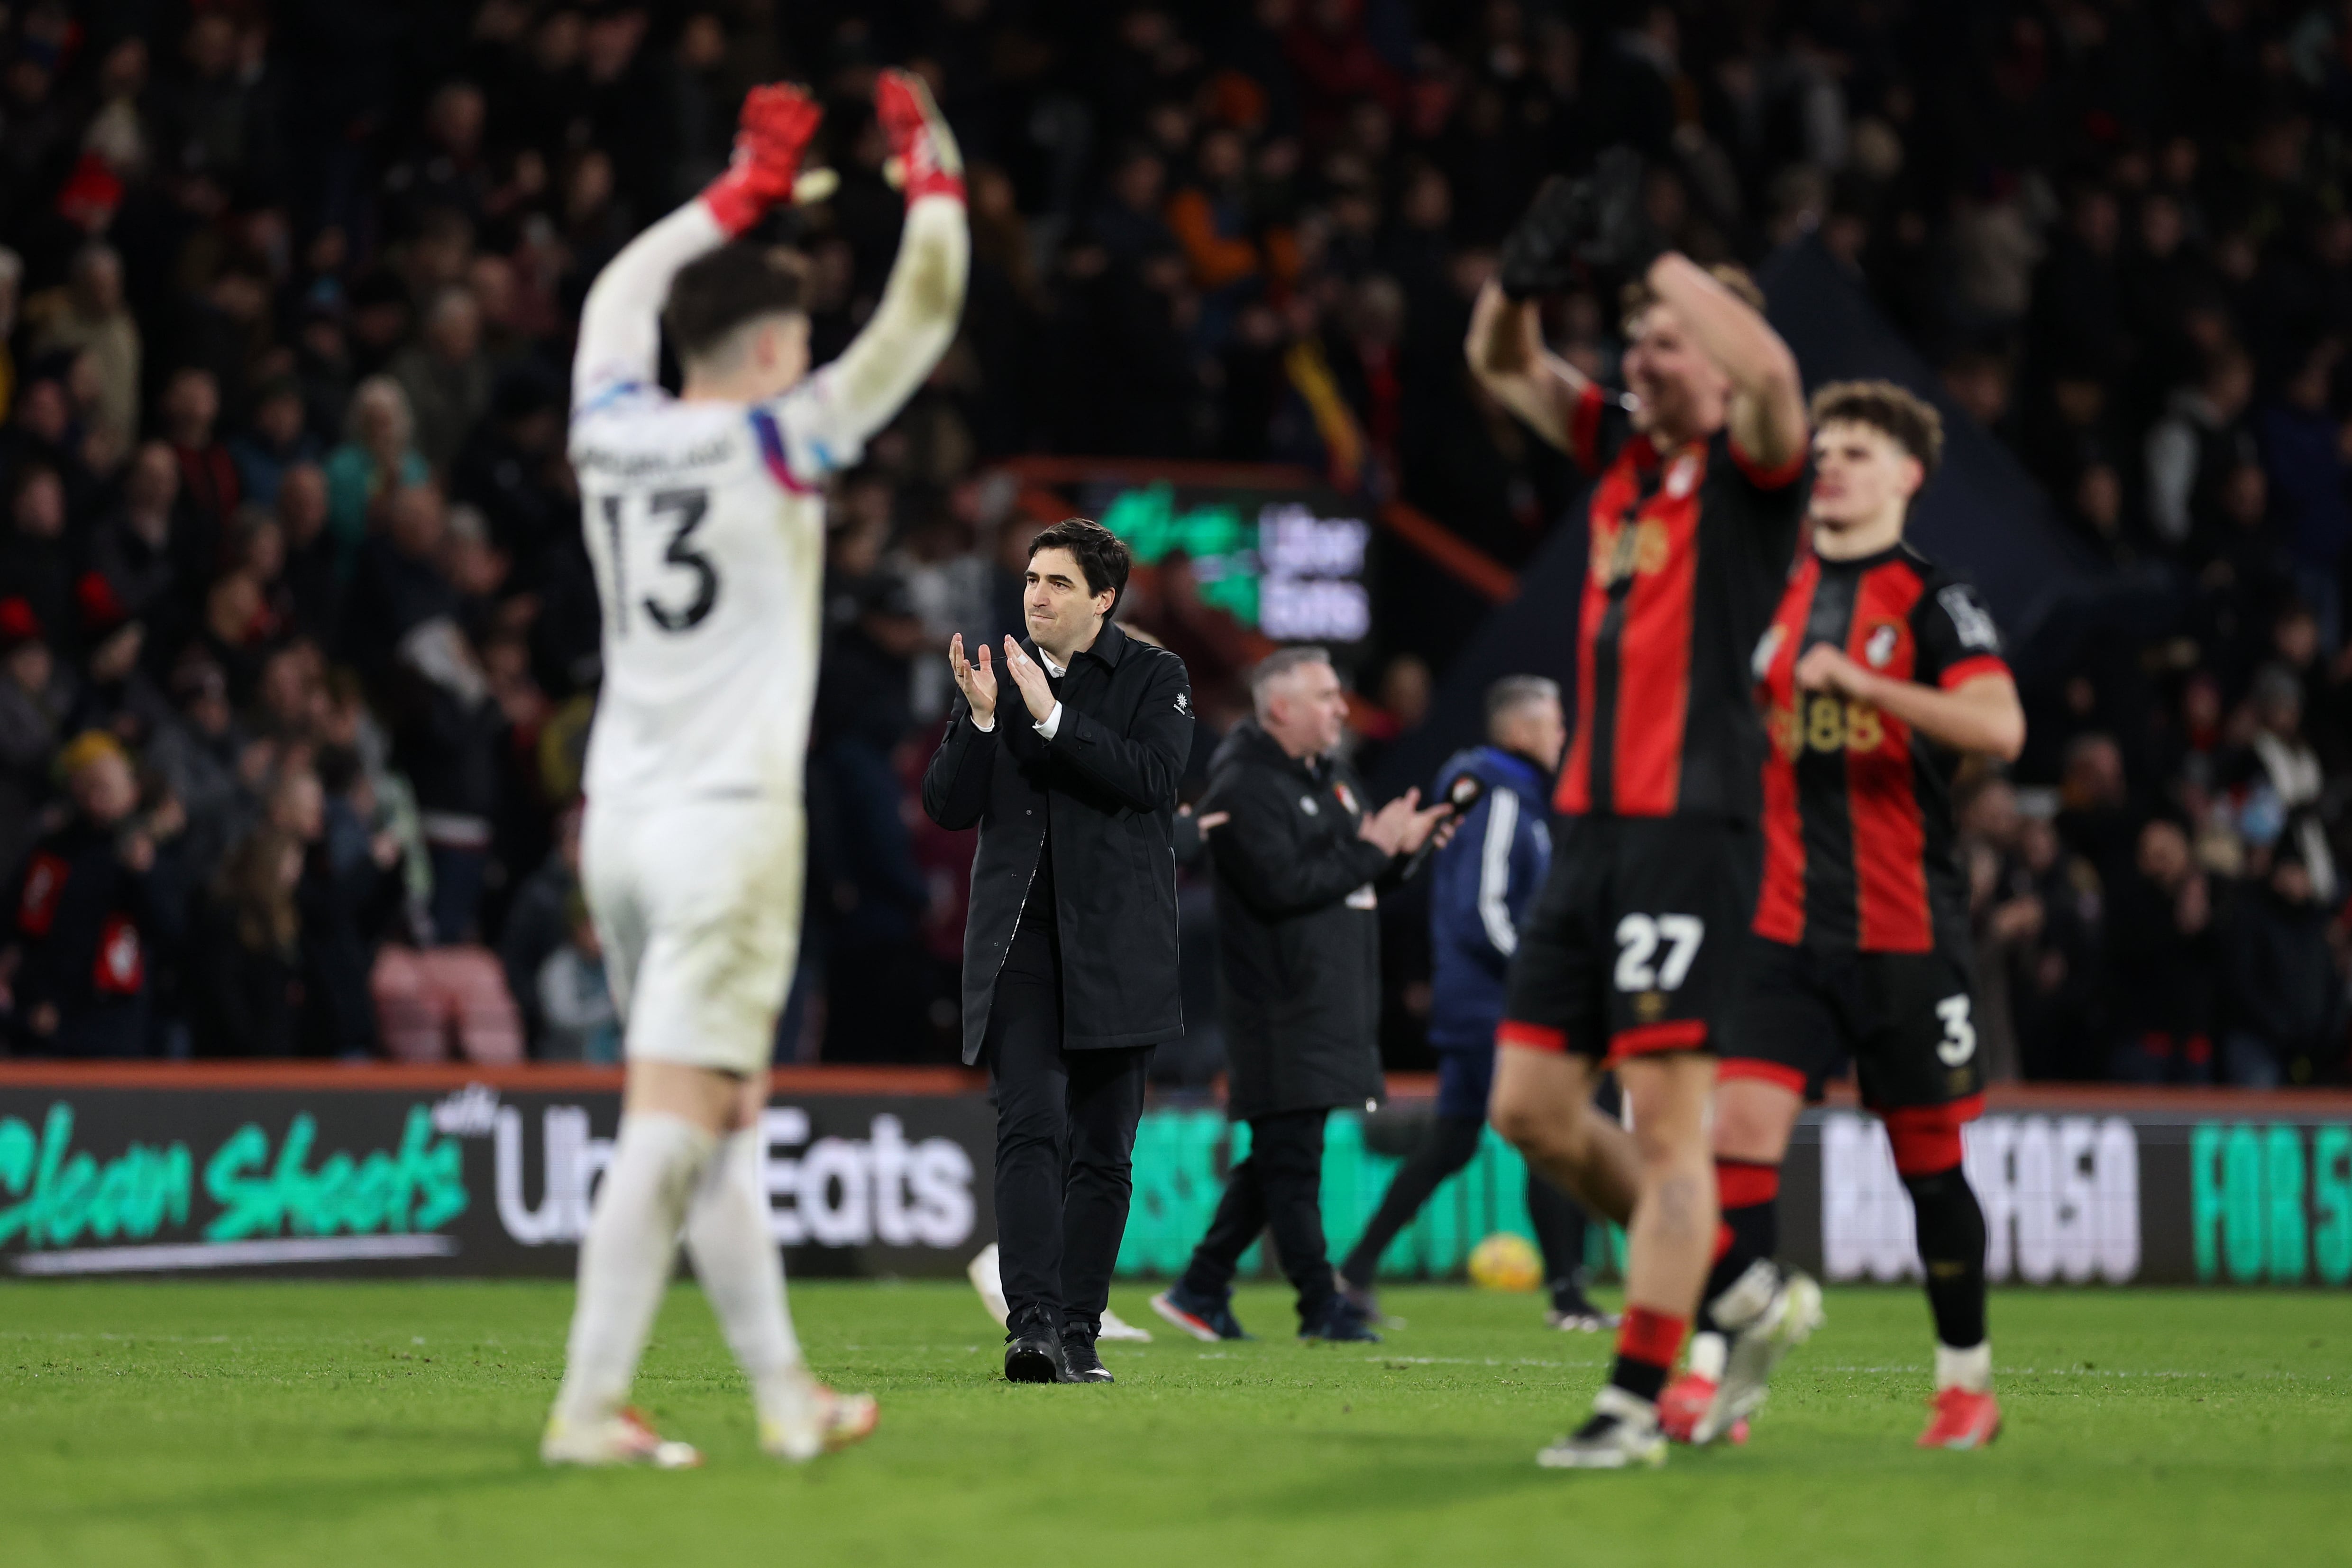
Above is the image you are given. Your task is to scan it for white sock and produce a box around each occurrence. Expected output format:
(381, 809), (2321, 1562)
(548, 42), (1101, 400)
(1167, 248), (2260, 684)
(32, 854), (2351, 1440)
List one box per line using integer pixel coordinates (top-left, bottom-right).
(1687, 1330), (1729, 1382)
(551, 1113), (716, 1428)
(685, 1127), (807, 1432)
(1935, 1340), (1993, 1394)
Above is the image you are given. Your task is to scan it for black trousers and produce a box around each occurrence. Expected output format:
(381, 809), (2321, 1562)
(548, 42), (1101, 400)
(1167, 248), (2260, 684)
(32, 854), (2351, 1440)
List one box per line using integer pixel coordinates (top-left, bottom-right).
(1177, 1107), (1336, 1327)
(986, 922), (1153, 1339)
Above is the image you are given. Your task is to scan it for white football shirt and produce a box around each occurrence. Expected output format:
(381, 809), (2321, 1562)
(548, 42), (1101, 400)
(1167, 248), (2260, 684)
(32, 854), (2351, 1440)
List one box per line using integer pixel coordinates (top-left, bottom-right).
(566, 196), (966, 807)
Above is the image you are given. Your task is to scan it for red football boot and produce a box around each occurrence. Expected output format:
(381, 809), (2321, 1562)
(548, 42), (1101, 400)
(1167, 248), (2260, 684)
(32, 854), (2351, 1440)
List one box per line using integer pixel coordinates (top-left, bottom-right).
(1917, 1387), (2002, 1449)
(1656, 1374), (1748, 1445)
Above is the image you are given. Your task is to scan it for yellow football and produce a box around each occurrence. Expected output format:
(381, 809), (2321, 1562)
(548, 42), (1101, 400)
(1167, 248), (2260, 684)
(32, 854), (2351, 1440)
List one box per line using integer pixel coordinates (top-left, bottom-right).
(1467, 1231), (1543, 1293)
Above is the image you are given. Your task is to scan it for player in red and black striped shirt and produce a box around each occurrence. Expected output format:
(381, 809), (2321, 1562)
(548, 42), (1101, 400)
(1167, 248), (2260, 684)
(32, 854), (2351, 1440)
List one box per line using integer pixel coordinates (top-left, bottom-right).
(1467, 172), (1809, 1468)
(1660, 381), (2025, 1454)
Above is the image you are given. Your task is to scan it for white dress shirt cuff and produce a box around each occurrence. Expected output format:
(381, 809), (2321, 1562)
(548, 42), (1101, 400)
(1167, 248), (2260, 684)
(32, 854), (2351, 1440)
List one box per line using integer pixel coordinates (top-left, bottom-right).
(970, 711), (996, 734)
(1034, 701), (1062, 741)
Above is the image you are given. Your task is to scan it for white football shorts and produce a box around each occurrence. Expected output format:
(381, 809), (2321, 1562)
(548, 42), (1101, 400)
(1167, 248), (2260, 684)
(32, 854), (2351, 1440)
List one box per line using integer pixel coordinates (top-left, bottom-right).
(581, 794), (805, 1076)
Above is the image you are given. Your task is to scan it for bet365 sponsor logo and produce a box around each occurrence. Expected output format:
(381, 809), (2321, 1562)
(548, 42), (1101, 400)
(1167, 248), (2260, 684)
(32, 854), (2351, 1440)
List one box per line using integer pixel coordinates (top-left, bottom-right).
(1822, 1113), (2142, 1284)
(495, 1104), (974, 1250)
(2191, 1122), (2352, 1284)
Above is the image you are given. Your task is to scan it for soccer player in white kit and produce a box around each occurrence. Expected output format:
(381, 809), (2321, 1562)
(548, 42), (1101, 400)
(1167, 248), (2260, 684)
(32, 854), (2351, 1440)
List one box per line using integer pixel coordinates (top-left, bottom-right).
(540, 73), (969, 1467)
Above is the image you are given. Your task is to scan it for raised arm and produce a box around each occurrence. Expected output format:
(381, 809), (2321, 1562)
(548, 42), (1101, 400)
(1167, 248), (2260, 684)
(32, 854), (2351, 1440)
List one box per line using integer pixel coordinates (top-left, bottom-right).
(572, 83), (823, 410)
(1643, 253), (1808, 472)
(1464, 281), (1589, 456)
(770, 72), (969, 482)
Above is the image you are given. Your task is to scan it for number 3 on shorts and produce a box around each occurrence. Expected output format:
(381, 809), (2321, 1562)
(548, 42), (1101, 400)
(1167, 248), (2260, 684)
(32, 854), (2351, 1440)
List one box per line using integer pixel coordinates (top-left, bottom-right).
(1935, 994), (1977, 1066)
(1614, 913), (1703, 992)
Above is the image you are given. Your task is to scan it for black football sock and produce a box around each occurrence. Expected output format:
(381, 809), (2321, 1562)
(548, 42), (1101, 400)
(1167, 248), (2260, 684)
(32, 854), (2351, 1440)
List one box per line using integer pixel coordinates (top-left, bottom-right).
(1903, 1165), (1988, 1350)
(1695, 1159), (1780, 1334)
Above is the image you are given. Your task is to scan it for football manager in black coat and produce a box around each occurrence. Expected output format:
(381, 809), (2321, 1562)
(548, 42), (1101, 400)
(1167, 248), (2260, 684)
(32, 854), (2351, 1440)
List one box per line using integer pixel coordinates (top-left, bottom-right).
(1150, 647), (1450, 1344)
(921, 517), (1193, 1386)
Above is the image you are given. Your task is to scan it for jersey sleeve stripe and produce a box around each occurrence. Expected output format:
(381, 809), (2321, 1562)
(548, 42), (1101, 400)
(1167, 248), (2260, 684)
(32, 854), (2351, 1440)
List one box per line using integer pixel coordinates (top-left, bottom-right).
(747, 407), (818, 495)
(1938, 654), (2010, 691)
(573, 378), (645, 421)
(1477, 790), (1520, 956)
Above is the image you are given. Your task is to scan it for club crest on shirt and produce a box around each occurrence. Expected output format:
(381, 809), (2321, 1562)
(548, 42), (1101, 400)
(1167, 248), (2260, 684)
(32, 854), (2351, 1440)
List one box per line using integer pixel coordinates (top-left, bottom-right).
(1864, 622), (1902, 669)
(1333, 781), (1360, 816)
(1751, 624), (1785, 681)
(1665, 453), (1699, 498)
(1174, 690), (1191, 715)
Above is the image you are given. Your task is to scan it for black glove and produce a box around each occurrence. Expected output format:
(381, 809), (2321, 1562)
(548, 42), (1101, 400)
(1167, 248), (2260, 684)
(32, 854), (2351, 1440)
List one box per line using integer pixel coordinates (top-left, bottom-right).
(1496, 148), (1658, 300)
(1497, 175), (1589, 300)
(1575, 146), (1659, 276)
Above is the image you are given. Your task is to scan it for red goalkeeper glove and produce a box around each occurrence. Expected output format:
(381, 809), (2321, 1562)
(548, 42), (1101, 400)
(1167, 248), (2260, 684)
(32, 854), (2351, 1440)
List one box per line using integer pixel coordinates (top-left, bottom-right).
(875, 68), (964, 206)
(700, 83), (824, 238)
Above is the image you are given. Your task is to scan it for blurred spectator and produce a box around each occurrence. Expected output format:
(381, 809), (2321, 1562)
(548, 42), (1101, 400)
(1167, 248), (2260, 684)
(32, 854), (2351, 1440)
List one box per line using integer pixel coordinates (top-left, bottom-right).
(161, 367), (239, 541)
(23, 244), (138, 452)
(2, 732), (182, 1056)
(2104, 816), (2220, 1083)
(390, 286), (494, 474)
(502, 799), (582, 1054)
(535, 889), (620, 1064)
(3, 463), (74, 651)
(189, 822), (305, 1059)
(2222, 842), (2344, 1088)
(230, 379), (325, 510)
(323, 377), (430, 575)
(0, 600), (65, 875)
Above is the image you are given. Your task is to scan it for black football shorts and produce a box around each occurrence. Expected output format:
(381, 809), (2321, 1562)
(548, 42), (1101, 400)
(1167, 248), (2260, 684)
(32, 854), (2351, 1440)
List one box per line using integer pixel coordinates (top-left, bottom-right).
(1497, 815), (1760, 1064)
(1723, 936), (1986, 1111)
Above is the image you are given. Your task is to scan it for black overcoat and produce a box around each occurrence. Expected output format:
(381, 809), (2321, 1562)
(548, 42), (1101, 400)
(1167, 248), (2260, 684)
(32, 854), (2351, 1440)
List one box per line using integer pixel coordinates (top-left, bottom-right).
(920, 621), (1194, 1064)
(1200, 719), (1404, 1119)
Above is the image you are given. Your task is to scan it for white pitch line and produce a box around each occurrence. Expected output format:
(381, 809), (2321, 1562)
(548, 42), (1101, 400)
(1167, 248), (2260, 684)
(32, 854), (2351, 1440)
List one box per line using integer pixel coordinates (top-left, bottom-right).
(9, 1234), (458, 1276)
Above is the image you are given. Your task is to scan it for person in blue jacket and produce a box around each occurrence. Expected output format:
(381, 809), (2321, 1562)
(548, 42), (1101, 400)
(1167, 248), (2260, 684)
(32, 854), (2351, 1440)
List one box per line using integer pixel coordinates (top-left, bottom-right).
(1337, 675), (1617, 1330)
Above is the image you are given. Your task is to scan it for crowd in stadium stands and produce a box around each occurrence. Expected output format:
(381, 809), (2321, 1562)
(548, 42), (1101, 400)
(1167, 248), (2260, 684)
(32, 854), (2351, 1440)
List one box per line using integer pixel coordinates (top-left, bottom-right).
(1, 1), (2351, 1085)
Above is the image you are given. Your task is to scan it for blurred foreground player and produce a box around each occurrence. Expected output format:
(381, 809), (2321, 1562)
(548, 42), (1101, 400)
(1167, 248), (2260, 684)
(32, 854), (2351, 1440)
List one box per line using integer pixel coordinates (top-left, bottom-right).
(1466, 158), (1810, 1468)
(1334, 676), (1615, 1332)
(1660, 382), (2023, 1451)
(543, 74), (968, 1466)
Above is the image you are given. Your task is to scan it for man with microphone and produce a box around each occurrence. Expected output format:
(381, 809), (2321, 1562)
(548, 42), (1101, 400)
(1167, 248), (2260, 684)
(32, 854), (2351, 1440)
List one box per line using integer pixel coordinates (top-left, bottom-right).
(922, 517), (1193, 1385)
(1151, 647), (1450, 1344)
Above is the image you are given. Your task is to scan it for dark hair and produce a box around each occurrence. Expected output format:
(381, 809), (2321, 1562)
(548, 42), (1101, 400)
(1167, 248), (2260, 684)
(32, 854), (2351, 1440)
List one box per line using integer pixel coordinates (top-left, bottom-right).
(1026, 517), (1131, 610)
(1810, 378), (1946, 476)
(662, 243), (809, 365)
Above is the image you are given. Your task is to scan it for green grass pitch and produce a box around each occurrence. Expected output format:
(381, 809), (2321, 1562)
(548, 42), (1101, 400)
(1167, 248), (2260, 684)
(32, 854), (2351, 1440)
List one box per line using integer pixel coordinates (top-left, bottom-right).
(4, 1280), (2346, 1567)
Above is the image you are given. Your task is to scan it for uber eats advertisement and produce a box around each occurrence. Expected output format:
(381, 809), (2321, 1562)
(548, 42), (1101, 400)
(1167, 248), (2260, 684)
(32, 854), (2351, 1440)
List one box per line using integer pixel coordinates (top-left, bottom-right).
(0, 1078), (2347, 1285)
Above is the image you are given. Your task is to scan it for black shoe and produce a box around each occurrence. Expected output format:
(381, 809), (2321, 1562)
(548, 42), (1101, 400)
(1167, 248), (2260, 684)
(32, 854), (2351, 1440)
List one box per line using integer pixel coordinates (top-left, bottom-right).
(1060, 1334), (1114, 1383)
(1298, 1295), (1382, 1343)
(1545, 1284), (1621, 1333)
(1004, 1323), (1068, 1384)
(1150, 1284), (1253, 1342)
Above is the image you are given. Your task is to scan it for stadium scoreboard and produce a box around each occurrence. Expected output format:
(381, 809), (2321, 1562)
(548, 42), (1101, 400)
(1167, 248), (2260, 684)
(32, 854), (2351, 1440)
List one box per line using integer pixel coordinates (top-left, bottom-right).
(1087, 479), (1374, 648)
